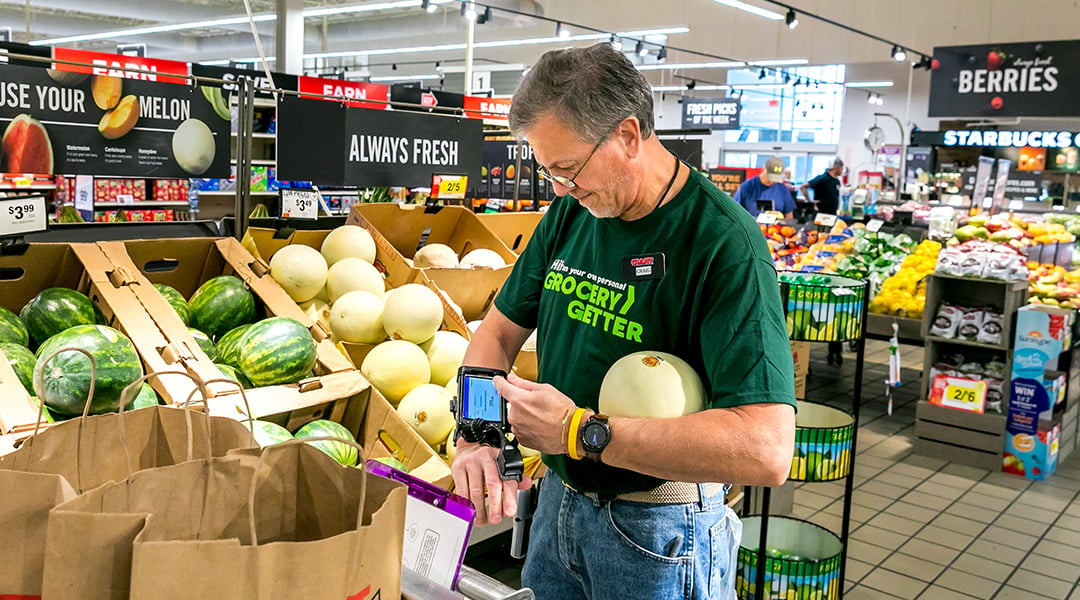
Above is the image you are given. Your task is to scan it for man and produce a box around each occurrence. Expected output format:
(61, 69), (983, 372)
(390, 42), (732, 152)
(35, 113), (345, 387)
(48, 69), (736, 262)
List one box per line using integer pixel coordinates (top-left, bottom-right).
(452, 43), (795, 600)
(800, 158), (844, 215)
(732, 156), (795, 218)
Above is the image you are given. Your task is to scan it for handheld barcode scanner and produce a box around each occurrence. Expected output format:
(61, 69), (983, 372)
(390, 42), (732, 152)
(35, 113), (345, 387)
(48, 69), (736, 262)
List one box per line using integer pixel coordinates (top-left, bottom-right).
(451, 366), (524, 482)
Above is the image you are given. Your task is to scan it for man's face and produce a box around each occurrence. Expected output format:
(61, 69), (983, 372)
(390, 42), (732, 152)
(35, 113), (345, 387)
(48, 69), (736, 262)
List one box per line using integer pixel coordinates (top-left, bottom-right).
(829, 167), (843, 178)
(526, 113), (632, 219)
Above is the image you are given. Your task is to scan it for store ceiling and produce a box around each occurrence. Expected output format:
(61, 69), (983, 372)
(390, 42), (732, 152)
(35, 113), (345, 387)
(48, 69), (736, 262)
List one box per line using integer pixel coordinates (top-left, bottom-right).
(4, 0), (1080, 92)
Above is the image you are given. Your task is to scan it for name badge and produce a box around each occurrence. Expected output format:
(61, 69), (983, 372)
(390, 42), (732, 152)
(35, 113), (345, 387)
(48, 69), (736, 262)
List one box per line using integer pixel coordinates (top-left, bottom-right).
(622, 253), (666, 281)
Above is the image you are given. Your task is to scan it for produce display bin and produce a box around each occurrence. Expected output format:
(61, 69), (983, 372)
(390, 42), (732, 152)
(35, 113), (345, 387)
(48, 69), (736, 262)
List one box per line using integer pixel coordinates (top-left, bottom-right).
(736, 516), (843, 600)
(790, 402), (855, 482)
(476, 211), (544, 255)
(779, 272), (868, 343)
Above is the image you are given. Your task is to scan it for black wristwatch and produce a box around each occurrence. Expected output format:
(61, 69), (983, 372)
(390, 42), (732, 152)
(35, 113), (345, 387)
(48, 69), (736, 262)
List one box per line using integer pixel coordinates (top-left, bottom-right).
(580, 413), (611, 462)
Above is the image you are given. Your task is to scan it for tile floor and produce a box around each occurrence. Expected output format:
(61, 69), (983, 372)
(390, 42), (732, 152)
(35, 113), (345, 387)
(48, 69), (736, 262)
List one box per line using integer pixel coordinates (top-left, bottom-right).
(797, 339), (1080, 600)
(467, 339), (1080, 599)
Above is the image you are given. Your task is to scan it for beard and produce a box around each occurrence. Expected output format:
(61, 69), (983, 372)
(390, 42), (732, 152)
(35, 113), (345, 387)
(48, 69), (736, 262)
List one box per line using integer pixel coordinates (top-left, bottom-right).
(572, 164), (632, 219)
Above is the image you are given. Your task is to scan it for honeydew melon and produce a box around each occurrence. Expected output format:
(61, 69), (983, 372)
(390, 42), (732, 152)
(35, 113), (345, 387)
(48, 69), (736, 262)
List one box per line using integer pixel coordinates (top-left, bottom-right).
(360, 339), (431, 404)
(396, 383), (455, 446)
(329, 290), (386, 344)
(423, 331), (469, 386)
(458, 248), (506, 269)
(382, 284), (442, 344)
(269, 245), (328, 303)
(326, 258), (384, 303)
(320, 225), (376, 266)
(414, 243), (459, 269)
(598, 351), (705, 418)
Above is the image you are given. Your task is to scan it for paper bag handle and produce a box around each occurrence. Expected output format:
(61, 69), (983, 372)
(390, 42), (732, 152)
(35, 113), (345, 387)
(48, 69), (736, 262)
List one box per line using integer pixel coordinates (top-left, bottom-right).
(115, 371), (213, 479)
(173, 375), (256, 461)
(246, 437), (369, 547)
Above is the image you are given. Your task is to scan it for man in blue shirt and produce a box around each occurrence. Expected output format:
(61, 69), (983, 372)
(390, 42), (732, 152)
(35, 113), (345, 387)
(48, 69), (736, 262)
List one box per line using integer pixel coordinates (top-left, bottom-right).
(733, 156), (795, 218)
(801, 158), (844, 215)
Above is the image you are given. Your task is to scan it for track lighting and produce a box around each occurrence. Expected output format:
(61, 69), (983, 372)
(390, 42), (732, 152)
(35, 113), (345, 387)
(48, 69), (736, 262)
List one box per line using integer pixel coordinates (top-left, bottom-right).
(657, 46), (667, 61)
(435, 61), (442, 72)
(785, 9), (798, 29)
(420, 0), (436, 13)
(462, 3), (476, 21)
(686, 79), (696, 90)
(759, 68), (766, 79)
(476, 6), (491, 24)
(610, 35), (623, 51)
(637, 41), (649, 57)
(892, 45), (906, 62)
(556, 22), (570, 39)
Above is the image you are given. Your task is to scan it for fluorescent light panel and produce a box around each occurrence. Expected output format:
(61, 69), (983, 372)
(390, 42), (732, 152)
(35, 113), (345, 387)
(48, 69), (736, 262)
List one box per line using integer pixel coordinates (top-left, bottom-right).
(638, 58), (807, 72)
(710, 0), (783, 20)
(845, 80), (894, 88)
(369, 74), (441, 81)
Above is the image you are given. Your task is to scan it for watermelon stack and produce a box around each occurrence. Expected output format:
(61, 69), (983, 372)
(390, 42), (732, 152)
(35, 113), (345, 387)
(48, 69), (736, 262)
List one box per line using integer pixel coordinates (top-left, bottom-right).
(0, 306), (29, 346)
(188, 275), (257, 339)
(33, 324), (144, 418)
(21, 288), (98, 346)
(154, 283), (190, 325)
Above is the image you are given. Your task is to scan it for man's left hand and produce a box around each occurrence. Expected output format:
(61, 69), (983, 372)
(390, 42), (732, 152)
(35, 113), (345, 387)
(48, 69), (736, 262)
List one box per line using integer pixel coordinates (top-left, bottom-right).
(494, 372), (577, 455)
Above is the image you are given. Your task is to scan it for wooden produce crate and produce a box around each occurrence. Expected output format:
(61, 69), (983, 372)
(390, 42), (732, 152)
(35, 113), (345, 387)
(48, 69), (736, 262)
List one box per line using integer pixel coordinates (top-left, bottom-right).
(915, 400), (1007, 471)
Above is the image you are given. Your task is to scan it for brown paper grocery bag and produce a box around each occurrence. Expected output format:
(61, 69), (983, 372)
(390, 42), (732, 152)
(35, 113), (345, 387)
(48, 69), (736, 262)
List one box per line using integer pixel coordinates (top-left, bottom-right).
(44, 440), (406, 600)
(0, 375), (257, 599)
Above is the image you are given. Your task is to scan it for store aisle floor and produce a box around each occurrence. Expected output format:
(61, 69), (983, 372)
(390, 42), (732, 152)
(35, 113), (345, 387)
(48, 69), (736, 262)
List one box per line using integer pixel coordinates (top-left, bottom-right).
(803, 340), (1080, 600)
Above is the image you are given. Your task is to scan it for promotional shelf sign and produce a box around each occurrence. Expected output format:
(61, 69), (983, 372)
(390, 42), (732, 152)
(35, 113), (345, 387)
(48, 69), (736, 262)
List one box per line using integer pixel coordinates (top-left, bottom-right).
(681, 97), (741, 130)
(297, 75), (388, 110)
(192, 64), (298, 101)
(708, 167), (747, 196)
(277, 96), (482, 187)
(929, 40), (1080, 118)
(0, 53), (229, 178)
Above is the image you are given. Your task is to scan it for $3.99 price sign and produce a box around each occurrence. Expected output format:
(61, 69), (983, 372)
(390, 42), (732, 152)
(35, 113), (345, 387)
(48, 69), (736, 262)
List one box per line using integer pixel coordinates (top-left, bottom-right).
(280, 189), (320, 219)
(431, 174), (468, 200)
(930, 374), (987, 414)
(0, 195), (47, 237)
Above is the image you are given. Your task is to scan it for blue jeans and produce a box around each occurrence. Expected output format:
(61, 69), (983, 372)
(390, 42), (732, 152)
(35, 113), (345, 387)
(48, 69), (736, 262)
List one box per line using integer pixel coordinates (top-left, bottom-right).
(521, 472), (741, 600)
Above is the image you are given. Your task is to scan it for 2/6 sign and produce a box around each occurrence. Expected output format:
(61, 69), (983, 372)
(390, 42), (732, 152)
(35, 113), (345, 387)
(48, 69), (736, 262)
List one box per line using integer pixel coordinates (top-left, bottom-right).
(0, 195), (46, 237)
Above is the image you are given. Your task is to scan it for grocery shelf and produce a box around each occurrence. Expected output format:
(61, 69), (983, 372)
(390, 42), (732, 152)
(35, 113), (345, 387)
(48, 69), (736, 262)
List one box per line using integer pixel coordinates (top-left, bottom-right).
(0, 184), (56, 190)
(930, 272), (1029, 291)
(230, 159), (276, 166)
(232, 132), (276, 139)
(197, 190), (279, 196)
(94, 201), (190, 208)
(924, 334), (1009, 352)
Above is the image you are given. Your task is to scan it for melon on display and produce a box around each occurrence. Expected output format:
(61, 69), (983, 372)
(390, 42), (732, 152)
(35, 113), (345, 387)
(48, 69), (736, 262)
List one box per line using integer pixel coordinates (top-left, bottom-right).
(360, 339), (431, 404)
(187, 275), (257, 339)
(423, 331), (469, 386)
(33, 324), (144, 417)
(382, 283), (443, 344)
(270, 244), (329, 303)
(294, 419), (359, 466)
(414, 243), (459, 269)
(321, 225), (376, 266)
(326, 258), (384, 303)
(459, 248), (506, 270)
(598, 351), (706, 419)
(300, 296), (332, 331)
(1, 114), (54, 175)
(20, 288), (98, 346)
(248, 420), (294, 447)
(0, 305), (29, 346)
(397, 384), (455, 446)
(445, 428), (457, 462)
(1, 342), (35, 394)
(329, 290), (386, 344)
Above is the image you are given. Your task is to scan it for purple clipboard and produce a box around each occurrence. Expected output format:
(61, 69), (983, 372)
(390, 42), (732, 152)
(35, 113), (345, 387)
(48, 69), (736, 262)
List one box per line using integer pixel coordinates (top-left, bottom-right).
(366, 459), (475, 589)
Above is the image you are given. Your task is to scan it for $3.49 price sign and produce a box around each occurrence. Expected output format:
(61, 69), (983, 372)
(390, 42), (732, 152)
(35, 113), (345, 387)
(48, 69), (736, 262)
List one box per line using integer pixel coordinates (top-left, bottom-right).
(0, 195), (47, 237)
(930, 374), (987, 414)
(431, 174), (468, 200)
(280, 189), (320, 219)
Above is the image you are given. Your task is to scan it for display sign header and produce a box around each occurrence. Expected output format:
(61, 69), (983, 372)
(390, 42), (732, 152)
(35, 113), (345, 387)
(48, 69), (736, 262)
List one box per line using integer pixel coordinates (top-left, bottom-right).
(681, 97), (741, 130)
(912, 129), (1080, 149)
(297, 75), (389, 110)
(929, 40), (1080, 118)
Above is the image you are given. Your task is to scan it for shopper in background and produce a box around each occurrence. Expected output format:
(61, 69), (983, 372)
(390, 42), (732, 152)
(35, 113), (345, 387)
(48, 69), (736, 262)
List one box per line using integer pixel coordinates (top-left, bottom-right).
(452, 43), (796, 600)
(801, 157), (844, 216)
(733, 156), (796, 218)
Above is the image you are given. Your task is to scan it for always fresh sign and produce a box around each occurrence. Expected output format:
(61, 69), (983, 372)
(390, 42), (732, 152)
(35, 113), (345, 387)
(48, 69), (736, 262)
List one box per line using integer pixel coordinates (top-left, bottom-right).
(929, 40), (1080, 118)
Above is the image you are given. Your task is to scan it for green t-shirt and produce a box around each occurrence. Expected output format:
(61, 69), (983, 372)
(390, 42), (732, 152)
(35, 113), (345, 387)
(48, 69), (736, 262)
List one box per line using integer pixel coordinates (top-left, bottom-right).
(495, 167), (796, 495)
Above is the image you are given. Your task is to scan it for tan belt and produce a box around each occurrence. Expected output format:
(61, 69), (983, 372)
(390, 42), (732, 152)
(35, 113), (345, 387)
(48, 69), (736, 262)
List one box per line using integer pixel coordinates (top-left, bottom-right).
(563, 480), (728, 504)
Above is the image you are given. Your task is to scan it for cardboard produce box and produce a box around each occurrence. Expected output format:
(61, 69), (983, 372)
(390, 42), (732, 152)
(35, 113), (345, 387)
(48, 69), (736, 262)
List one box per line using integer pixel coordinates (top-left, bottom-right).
(95, 237), (360, 422)
(0, 243), (199, 416)
(347, 204), (516, 323)
(477, 211), (544, 255)
(363, 388), (453, 490)
(0, 346), (40, 444)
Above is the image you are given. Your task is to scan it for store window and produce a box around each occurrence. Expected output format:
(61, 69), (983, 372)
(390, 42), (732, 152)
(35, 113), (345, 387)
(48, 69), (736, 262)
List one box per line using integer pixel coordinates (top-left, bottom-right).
(723, 65), (846, 146)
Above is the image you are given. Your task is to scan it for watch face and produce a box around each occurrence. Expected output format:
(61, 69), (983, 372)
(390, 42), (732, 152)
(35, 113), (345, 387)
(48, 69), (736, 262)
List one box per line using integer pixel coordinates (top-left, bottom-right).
(582, 421), (610, 451)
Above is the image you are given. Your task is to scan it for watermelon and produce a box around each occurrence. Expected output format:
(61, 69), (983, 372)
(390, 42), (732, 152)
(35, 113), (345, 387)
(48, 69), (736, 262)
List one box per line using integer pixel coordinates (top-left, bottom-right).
(189, 328), (218, 361)
(0, 305), (29, 346)
(248, 420), (294, 447)
(188, 276), (257, 339)
(214, 363), (251, 389)
(155, 283), (190, 325)
(294, 419), (358, 466)
(0, 342), (35, 394)
(214, 323), (252, 367)
(93, 302), (108, 326)
(33, 324), (144, 417)
(129, 383), (160, 409)
(236, 317), (316, 387)
(21, 288), (98, 346)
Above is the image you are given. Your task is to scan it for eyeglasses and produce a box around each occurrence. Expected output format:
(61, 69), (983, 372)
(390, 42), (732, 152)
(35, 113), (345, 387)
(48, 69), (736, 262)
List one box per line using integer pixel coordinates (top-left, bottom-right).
(536, 135), (607, 190)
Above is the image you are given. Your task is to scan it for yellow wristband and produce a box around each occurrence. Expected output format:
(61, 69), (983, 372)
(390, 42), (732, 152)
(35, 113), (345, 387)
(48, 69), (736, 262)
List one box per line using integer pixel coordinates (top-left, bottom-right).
(566, 408), (587, 460)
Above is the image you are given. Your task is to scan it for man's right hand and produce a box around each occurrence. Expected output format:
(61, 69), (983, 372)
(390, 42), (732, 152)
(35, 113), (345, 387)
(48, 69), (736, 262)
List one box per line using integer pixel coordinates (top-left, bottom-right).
(451, 439), (531, 526)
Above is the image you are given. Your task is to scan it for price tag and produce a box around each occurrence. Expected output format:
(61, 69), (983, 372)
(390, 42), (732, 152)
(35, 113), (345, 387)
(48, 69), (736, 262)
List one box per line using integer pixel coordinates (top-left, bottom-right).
(1008, 200), (1024, 210)
(280, 188), (319, 219)
(947, 196), (965, 207)
(756, 212), (777, 225)
(867, 219), (885, 232)
(117, 194), (135, 205)
(484, 199), (504, 213)
(74, 175), (93, 213)
(930, 374), (986, 414)
(11, 174), (33, 188)
(814, 213), (838, 227)
(431, 174), (468, 200)
(0, 195), (46, 237)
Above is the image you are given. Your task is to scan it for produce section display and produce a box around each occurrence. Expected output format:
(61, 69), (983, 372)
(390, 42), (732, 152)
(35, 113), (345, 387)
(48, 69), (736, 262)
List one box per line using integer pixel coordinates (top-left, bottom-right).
(868, 240), (942, 318)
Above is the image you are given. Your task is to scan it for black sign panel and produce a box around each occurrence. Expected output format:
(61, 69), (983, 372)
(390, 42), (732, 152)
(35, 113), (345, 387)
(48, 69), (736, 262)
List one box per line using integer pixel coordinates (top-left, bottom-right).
(660, 138), (703, 169)
(708, 167), (746, 196)
(478, 140), (551, 201)
(0, 61), (230, 177)
(276, 96), (482, 187)
(191, 64), (297, 100)
(961, 167), (1043, 198)
(390, 84), (465, 112)
(929, 40), (1080, 118)
(681, 97), (740, 130)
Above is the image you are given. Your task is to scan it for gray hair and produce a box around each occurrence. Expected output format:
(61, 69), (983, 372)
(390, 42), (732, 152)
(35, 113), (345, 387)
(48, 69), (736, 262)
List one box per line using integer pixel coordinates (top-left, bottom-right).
(509, 43), (655, 144)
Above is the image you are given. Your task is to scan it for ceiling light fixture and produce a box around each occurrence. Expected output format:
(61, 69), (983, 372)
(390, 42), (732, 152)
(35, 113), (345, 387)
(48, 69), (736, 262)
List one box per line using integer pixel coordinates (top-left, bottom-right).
(785, 9), (799, 29)
(711, 0), (784, 21)
(845, 80), (894, 88)
(556, 22), (570, 39)
(759, 68), (766, 79)
(637, 41), (649, 57)
(892, 45), (907, 62)
(462, 3), (477, 21)
(477, 6), (492, 24)
(686, 79), (696, 90)
(435, 61), (442, 71)
(610, 35), (623, 51)
(657, 46), (668, 61)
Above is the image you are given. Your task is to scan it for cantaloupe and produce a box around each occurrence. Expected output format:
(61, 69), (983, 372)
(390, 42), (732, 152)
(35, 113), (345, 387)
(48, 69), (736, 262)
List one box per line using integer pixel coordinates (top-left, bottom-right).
(414, 243), (459, 269)
(397, 383), (455, 446)
(459, 248), (506, 269)
(423, 331), (469, 386)
(382, 283), (443, 344)
(321, 225), (376, 266)
(326, 257), (384, 303)
(329, 290), (385, 344)
(360, 339), (431, 404)
(269, 245), (328, 303)
(598, 351), (706, 418)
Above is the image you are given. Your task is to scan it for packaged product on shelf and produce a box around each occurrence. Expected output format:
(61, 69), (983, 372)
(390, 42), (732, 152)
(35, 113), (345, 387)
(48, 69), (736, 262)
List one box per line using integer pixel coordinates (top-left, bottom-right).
(985, 378), (1005, 413)
(977, 311), (1004, 345)
(935, 246), (965, 276)
(957, 309), (985, 340)
(251, 166), (269, 191)
(930, 303), (963, 338)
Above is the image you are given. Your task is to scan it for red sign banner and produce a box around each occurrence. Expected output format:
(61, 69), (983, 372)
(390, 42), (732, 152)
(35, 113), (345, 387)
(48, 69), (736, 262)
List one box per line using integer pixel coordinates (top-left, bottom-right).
(52, 47), (190, 85)
(464, 96), (511, 123)
(297, 76), (389, 110)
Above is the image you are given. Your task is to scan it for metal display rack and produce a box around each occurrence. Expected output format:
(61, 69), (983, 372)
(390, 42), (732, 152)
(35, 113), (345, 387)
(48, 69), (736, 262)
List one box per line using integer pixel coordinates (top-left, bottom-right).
(739, 271), (868, 600)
